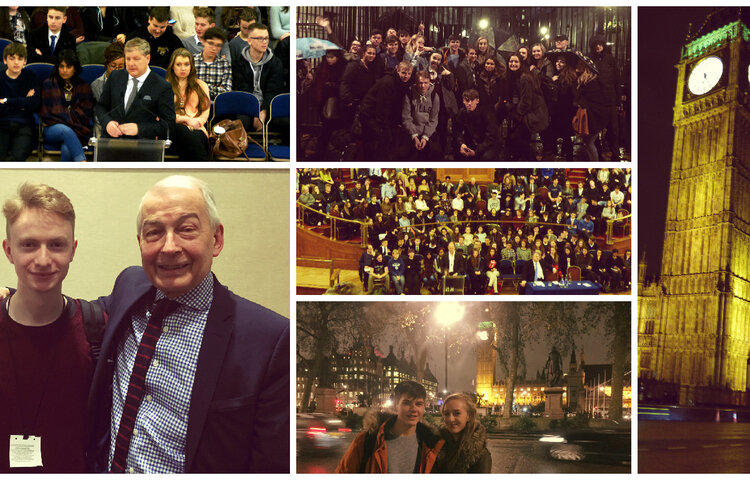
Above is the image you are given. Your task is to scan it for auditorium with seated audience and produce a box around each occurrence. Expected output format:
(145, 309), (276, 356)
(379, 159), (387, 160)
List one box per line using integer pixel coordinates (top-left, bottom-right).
(0, 6), (290, 161)
(296, 168), (632, 295)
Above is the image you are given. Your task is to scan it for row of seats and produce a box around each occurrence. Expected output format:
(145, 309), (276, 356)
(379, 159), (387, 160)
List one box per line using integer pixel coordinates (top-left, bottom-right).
(21, 63), (290, 161)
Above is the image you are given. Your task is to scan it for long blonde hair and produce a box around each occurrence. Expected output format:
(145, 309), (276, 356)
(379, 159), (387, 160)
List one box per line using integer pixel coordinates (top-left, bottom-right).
(405, 34), (425, 55)
(441, 393), (480, 471)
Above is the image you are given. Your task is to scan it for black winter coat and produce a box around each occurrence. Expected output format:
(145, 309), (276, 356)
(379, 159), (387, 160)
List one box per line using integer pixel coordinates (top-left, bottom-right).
(359, 71), (412, 127)
(454, 104), (499, 157)
(434, 423), (492, 473)
(340, 59), (378, 107)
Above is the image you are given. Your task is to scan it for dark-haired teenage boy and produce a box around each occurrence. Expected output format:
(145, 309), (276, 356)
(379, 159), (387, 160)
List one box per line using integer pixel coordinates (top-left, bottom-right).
(0, 43), (40, 161)
(335, 380), (443, 473)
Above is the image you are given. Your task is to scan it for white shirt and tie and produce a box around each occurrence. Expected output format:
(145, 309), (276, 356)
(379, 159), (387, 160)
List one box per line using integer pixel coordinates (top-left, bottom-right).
(533, 260), (543, 281)
(48, 30), (59, 54)
(124, 69), (151, 113)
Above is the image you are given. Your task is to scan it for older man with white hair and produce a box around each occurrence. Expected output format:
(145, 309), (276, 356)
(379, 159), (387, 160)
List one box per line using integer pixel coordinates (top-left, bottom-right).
(87, 175), (289, 473)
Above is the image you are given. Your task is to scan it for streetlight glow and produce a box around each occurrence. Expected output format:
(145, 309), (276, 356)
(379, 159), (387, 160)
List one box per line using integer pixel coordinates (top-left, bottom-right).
(540, 26), (549, 35)
(436, 303), (465, 328)
(478, 18), (489, 30)
(436, 303), (465, 395)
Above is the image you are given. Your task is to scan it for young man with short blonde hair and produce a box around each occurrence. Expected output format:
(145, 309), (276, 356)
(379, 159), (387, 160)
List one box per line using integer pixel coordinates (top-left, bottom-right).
(0, 183), (100, 473)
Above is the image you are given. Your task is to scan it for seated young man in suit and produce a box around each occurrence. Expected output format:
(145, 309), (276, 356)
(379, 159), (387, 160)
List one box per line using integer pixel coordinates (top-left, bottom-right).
(94, 38), (175, 141)
(27, 7), (76, 64)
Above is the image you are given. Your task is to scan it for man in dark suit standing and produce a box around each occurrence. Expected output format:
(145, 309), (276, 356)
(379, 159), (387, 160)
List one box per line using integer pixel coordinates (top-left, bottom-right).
(94, 38), (175, 141)
(27, 7), (76, 64)
(519, 249), (547, 294)
(87, 175), (289, 473)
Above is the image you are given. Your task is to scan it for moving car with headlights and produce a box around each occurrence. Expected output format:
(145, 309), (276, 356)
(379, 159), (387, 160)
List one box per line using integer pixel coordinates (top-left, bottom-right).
(539, 427), (630, 465)
(297, 413), (351, 454)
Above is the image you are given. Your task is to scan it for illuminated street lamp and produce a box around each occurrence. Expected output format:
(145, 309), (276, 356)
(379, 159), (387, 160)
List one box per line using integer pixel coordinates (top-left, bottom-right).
(436, 303), (465, 395)
(478, 18), (489, 30)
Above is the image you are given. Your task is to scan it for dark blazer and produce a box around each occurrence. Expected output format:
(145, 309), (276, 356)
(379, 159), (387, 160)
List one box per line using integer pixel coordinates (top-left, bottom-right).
(522, 259), (546, 283)
(27, 25), (76, 64)
(438, 251), (465, 275)
(94, 69), (176, 140)
(86, 267), (290, 473)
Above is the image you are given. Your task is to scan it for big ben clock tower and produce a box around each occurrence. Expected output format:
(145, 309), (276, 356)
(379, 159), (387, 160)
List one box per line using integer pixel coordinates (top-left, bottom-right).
(640, 9), (750, 404)
(476, 321), (498, 403)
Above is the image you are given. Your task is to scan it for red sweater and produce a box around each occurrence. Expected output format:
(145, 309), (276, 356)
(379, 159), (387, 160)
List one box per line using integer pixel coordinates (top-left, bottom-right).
(0, 296), (93, 473)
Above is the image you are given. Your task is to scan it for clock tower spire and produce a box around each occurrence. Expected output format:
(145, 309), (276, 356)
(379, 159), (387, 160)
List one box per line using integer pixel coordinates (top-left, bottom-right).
(640, 8), (750, 406)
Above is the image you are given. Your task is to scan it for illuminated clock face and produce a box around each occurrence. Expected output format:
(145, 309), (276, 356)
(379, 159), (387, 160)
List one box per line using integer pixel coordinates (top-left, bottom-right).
(687, 56), (723, 95)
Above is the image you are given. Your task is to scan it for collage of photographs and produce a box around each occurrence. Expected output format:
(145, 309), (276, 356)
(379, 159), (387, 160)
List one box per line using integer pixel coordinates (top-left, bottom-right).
(0, 3), (747, 477)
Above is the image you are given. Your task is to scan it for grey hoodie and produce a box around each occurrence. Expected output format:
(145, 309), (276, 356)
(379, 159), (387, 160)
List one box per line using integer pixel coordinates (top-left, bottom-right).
(402, 83), (440, 140)
(241, 46), (275, 106)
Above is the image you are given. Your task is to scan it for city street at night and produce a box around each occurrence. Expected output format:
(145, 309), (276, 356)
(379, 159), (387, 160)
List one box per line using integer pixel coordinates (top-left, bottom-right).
(639, 421), (750, 473)
(297, 432), (630, 473)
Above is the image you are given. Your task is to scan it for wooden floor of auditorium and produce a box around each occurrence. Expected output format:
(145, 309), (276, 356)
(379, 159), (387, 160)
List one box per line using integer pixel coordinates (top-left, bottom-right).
(297, 228), (632, 296)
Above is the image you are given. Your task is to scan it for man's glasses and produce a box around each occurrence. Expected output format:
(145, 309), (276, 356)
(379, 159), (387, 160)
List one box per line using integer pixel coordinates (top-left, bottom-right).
(250, 36), (270, 43)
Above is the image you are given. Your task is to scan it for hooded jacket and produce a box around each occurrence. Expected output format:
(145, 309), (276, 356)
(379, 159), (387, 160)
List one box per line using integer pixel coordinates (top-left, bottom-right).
(434, 422), (492, 473)
(588, 35), (620, 105)
(334, 412), (444, 473)
(402, 83), (440, 139)
(232, 46), (286, 113)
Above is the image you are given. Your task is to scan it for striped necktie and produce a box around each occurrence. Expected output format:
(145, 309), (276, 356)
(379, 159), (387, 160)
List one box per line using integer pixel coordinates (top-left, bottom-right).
(109, 298), (179, 473)
(125, 77), (139, 113)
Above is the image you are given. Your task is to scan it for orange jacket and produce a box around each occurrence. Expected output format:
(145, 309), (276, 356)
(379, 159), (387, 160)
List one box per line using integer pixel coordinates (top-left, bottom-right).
(335, 415), (444, 473)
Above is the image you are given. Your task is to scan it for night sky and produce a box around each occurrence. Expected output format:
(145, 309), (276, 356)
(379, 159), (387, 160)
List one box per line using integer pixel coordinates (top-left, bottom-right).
(418, 317), (610, 393)
(639, 7), (715, 278)
(329, 302), (615, 394)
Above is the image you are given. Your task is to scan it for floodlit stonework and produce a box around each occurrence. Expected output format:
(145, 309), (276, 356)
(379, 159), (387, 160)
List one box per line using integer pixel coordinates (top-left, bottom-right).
(639, 15), (750, 406)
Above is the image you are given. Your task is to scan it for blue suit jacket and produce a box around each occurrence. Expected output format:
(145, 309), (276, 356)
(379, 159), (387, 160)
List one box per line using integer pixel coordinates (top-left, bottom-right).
(94, 69), (176, 140)
(86, 267), (289, 473)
